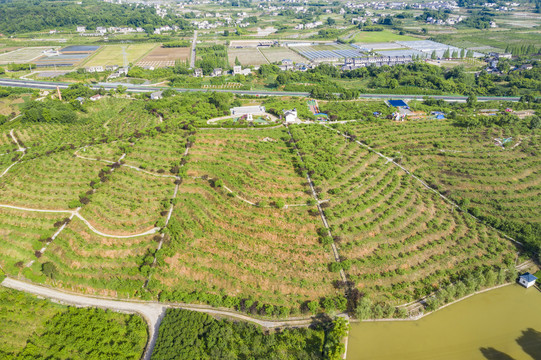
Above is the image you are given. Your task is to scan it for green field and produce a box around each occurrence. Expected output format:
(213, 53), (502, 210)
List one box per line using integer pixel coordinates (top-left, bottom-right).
(0, 287), (147, 359)
(350, 30), (418, 44)
(84, 44), (157, 67)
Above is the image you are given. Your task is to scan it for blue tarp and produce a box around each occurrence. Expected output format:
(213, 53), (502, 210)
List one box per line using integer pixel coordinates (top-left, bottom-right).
(388, 100), (408, 107)
(436, 115), (445, 119)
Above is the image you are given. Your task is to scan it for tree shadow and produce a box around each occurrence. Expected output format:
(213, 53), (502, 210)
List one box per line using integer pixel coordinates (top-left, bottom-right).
(516, 328), (541, 359)
(479, 347), (515, 360)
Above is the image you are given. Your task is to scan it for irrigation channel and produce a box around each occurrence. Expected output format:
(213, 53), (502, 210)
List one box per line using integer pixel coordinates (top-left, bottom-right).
(347, 284), (541, 360)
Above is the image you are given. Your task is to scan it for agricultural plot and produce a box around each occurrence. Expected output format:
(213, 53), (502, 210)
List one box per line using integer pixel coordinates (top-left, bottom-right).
(0, 47), (51, 65)
(153, 178), (339, 307)
(336, 120), (541, 228)
(289, 124), (517, 303)
(259, 47), (308, 64)
(0, 152), (103, 209)
(136, 46), (190, 68)
(38, 218), (156, 296)
(228, 47), (268, 66)
(124, 131), (188, 174)
(350, 30), (418, 44)
(187, 129), (311, 204)
(79, 167), (175, 234)
(0, 208), (63, 274)
(0, 287), (63, 358)
(84, 44), (156, 67)
(11, 99), (161, 157)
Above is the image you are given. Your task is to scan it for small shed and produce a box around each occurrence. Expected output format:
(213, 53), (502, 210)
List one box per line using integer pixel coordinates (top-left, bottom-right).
(75, 97), (85, 104)
(89, 94), (103, 101)
(151, 91), (163, 100)
(518, 273), (537, 288)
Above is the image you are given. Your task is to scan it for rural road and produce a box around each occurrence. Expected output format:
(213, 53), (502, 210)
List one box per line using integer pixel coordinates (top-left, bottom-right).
(0, 78), (525, 102)
(1, 277), (318, 360)
(190, 30), (197, 69)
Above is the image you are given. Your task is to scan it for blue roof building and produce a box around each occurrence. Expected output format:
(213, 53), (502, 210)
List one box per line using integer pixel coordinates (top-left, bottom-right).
(518, 273), (537, 288)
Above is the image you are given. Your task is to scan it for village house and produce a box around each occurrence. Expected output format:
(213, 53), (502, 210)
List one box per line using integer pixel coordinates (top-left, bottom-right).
(230, 105), (266, 121)
(283, 109), (298, 123)
(90, 94), (103, 101)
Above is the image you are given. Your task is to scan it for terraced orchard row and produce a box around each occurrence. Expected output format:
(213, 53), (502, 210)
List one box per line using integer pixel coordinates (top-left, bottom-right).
(0, 106), (528, 317)
(289, 124), (518, 304)
(332, 120), (541, 251)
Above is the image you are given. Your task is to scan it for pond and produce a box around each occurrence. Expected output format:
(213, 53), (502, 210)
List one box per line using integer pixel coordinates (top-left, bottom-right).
(347, 284), (541, 360)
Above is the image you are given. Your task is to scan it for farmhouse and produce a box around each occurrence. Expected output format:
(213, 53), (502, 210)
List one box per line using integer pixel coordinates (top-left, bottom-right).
(212, 68), (223, 77)
(90, 94), (103, 101)
(518, 273), (537, 288)
(194, 68), (203, 77)
(283, 108), (298, 123)
(233, 65), (242, 75)
(151, 91), (163, 100)
(230, 105), (266, 121)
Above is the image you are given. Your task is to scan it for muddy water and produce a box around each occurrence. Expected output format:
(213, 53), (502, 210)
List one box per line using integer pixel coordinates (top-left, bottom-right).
(347, 284), (541, 360)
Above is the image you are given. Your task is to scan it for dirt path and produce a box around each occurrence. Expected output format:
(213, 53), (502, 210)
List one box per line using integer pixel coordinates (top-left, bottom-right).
(0, 129), (25, 178)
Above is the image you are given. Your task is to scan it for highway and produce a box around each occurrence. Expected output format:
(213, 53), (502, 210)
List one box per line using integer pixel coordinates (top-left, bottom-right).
(0, 78), (523, 102)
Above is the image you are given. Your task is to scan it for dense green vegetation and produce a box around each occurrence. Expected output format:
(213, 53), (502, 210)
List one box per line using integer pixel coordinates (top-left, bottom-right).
(0, 0), (191, 34)
(0, 288), (147, 359)
(152, 308), (327, 360)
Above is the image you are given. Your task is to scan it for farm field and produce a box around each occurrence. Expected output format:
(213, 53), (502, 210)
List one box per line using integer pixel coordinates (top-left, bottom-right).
(10, 98), (161, 157)
(350, 30), (418, 43)
(38, 218), (157, 297)
(334, 120), (541, 229)
(0, 287), (147, 359)
(0, 47), (51, 65)
(84, 44), (156, 67)
(136, 46), (190, 68)
(0, 152), (103, 209)
(259, 47), (308, 64)
(0, 94), (31, 116)
(0, 207), (63, 274)
(153, 178), (339, 307)
(228, 47), (268, 66)
(187, 129), (311, 204)
(289, 124), (517, 303)
(79, 167), (175, 234)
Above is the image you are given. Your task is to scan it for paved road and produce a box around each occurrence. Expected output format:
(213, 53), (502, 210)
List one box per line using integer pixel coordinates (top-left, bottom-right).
(190, 30), (197, 69)
(1, 277), (318, 360)
(0, 78), (524, 101)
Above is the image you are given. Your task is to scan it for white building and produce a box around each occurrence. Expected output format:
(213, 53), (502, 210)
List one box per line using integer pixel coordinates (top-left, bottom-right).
(284, 108), (298, 123)
(77, 26), (86, 33)
(233, 65), (242, 75)
(230, 105), (266, 121)
(518, 273), (537, 288)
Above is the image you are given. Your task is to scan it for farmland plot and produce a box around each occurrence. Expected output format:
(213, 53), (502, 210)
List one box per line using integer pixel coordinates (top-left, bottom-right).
(188, 129), (311, 204)
(337, 120), (541, 228)
(290, 124), (516, 303)
(0, 208), (63, 274)
(79, 167), (175, 234)
(38, 218), (156, 296)
(259, 47), (308, 64)
(84, 44), (156, 67)
(228, 47), (268, 66)
(0, 152), (102, 209)
(137, 46), (190, 68)
(153, 178), (339, 306)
